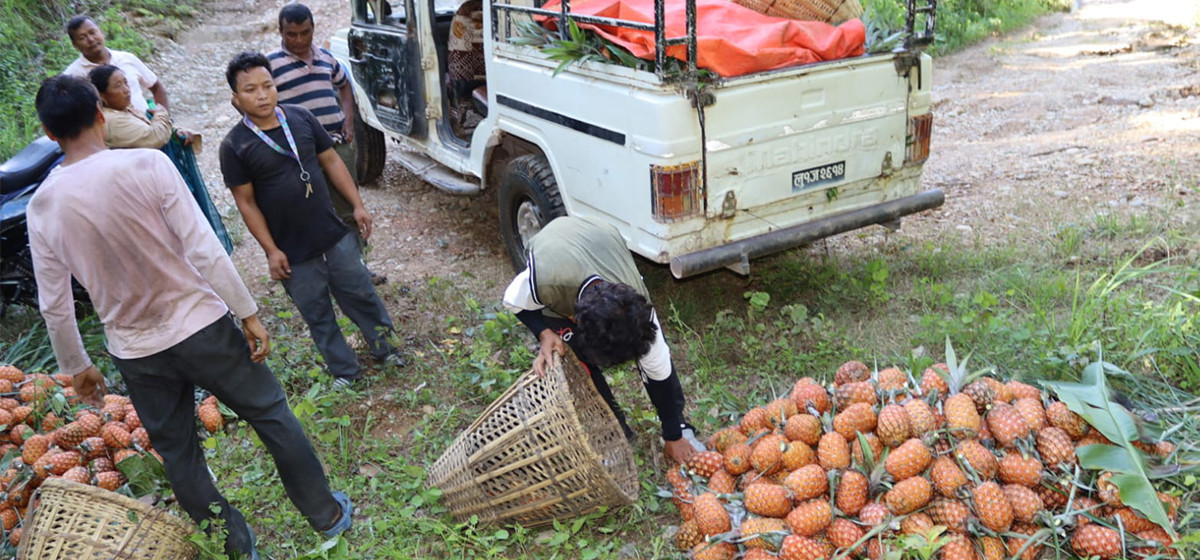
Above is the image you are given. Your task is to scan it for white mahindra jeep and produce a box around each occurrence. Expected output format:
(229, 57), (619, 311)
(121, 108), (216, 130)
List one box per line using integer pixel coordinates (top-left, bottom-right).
(332, 0), (942, 277)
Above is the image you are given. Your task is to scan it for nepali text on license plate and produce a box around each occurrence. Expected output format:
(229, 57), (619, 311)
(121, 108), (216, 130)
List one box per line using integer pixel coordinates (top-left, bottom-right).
(792, 161), (846, 192)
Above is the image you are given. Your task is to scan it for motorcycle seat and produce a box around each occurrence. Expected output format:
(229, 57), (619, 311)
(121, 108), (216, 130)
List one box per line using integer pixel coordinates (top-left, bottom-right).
(0, 136), (62, 195)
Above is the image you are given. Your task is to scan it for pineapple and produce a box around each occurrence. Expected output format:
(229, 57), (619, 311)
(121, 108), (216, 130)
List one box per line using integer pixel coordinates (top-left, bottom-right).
(978, 536), (1006, 560)
(827, 518), (864, 551)
(707, 469), (737, 494)
(198, 404), (224, 434)
(674, 519), (703, 550)
(80, 436), (109, 462)
(834, 361), (871, 386)
(930, 456), (969, 497)
(903, 398), (940, 435)
(743, 550), (778, 560)
(971, 481), (1014, 533)
(786, 498), (833, 536)
(724, 443), (752, 475)
(1095, 472), (1121, 506)
(54, 422), (87, 450)
(833, 403), (877, 441)
(885, 476), (932, 515)
(779, 534), (826, 560)
(996, 452), (1044, 487)
(784, 464), (828, 501)
(687, 451), (725, 478)
(1107, 506), (1156, 533)
(850, 432), (885, 466)
(765, 398), (799, 429)
(875, 404), (911, 448)
(835, 469), (869, 516)
(962, 380), (996, 413)
(693, 492), (731, 536)
(124, 405), (142, 430)
(980, 377), (1012, 403)
(710, 427), (748, 453)
(900, 512), (934, 535)
(944, 394), (981, 438)
(740, 517), (787, 550)
(1070, 525), (1122, 560)
(858, 501), (889, 526)
(1012, 397), (1047, 431)
(985, 402), (1029, 448)
(1034, 427), (1076, 466)
(750, 434), (787, 476)
(790, 381), (831, 415)
(742, 407), (770, 433)
(48, 451), (82, 476)
(94, 470), (127, 491)
(1046, 401), (1088, 439)
(0, 508), (16, 532)
(21, 434), (50, 465)
(746, 482), (793, 518)
(1005, 380), (1041, 401)
(76, 412), (103, 438)
(929, 498), (972, 533)
(1001, 484), (1044, 523)
(884, 438), (932, 481)
(920, 364), (950, 397)
(817, 432), (850, 470)
(62, 465), (90, 484)
(691, 541), (736, 560)
(102, 423), (133, 449)
(1006, 523), (1045, 560)
(939, 536), (980, 560)
(835, 381), (877, 410)
(955, 439), (998, 479)
(876, 367), (909, 393)
(781, 440), (816, 471)
(783, 413), (823, 446)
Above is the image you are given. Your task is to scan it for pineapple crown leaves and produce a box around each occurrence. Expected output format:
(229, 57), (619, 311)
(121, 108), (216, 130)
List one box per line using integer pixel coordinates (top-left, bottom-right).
(1043, 360), (1179, 539)
(940, 337), (993, 394)
(892, 525), (952, 560)
(827, 517), (900, 560)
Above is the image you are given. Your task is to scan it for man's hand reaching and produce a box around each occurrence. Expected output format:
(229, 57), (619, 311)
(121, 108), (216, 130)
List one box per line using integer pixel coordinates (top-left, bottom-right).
(664, 437), (699, 465)
(72, 366), (107, 409)
(533, 328), (565, 376)
(241, 315), (271, 362)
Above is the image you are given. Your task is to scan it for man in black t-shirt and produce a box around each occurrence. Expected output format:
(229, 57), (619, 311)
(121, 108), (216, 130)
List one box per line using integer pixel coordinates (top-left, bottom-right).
(219, 51), (403, 390)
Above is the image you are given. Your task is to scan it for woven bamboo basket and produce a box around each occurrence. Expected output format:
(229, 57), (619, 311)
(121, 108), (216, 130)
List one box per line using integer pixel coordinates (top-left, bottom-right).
(427, 351), (639, 527)
(17, 478), (198, 560)
(731, 0), (863, 22)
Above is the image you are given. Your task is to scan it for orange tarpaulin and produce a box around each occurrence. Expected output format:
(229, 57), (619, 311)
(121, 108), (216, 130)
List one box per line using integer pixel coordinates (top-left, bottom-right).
(540, 0), (865, 77)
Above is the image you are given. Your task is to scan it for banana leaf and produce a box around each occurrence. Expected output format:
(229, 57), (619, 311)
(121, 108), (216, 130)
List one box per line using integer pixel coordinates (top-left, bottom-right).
(1043, 361), (1177, 538)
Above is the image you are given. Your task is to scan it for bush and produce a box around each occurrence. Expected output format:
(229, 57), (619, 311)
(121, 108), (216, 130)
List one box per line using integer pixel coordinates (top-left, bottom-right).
(0, 0), (191, 161)
(864, 0), (1072, 55)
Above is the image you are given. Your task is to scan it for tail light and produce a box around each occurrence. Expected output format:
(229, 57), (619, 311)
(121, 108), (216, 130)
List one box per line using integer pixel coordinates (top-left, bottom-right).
(905, 113), (933, 164)
(651, 161), (704, 222)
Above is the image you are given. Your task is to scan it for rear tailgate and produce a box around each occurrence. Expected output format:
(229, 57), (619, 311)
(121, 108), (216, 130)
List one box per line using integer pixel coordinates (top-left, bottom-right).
(702, 55), (910, 222)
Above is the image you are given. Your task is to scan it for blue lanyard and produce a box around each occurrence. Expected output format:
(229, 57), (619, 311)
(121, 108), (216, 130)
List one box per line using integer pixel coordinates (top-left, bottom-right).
(243, 107), (313, 198)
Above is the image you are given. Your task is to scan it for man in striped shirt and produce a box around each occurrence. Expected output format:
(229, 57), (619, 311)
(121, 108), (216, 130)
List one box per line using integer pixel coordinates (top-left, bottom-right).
(268, 3), (360, 231)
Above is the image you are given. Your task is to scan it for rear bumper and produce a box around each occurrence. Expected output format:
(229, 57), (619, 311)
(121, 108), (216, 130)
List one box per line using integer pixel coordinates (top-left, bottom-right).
(669, 189), (945, 278)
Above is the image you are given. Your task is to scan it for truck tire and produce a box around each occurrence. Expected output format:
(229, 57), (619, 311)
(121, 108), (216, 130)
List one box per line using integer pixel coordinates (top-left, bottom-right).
(498, 154), (565, 271)
(355, 108), (386, 186)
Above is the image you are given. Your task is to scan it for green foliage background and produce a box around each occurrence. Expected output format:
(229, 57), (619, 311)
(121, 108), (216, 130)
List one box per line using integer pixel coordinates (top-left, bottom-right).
(0, 0), (197, 161)
(865, 0), (1073, 54)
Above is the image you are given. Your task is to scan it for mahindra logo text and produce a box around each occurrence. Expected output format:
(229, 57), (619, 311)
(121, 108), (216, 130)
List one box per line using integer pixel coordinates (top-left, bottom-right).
(733, 128), (880, 175)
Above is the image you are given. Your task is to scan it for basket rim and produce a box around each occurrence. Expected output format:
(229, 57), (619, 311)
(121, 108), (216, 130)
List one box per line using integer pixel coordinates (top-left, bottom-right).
(33, 477), (197, 534)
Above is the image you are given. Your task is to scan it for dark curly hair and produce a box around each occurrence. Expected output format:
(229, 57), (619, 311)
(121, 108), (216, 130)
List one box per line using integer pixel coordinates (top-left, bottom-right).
(225, 51), (271, 91)
(573, 281), (657, 368)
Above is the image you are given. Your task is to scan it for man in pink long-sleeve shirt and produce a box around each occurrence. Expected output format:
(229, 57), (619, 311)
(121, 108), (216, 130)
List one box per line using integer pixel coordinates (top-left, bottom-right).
(29, 75), (351, 560)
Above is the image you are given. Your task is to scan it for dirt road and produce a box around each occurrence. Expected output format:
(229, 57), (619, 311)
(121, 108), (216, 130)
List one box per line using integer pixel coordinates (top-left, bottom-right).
(149, 0), (1200, 322)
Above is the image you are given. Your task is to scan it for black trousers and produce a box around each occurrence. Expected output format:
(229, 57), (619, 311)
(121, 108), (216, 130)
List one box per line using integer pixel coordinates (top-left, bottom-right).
(111, 316), (340, 555)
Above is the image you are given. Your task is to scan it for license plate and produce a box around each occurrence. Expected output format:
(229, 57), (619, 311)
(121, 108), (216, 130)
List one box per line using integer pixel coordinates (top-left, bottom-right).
(792, 161), (846, 192)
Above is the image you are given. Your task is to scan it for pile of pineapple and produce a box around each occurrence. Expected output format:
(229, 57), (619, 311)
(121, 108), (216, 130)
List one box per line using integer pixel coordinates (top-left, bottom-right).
(668, 359), (1181, 560)
(0, 364), (210, 548)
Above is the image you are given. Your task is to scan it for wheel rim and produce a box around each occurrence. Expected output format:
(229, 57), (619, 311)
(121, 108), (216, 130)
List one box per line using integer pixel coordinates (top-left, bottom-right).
(514, 199), (544, 248)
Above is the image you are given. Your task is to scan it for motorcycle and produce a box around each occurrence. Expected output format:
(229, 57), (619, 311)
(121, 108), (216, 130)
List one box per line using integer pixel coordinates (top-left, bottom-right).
(0, 136), (90, 317)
